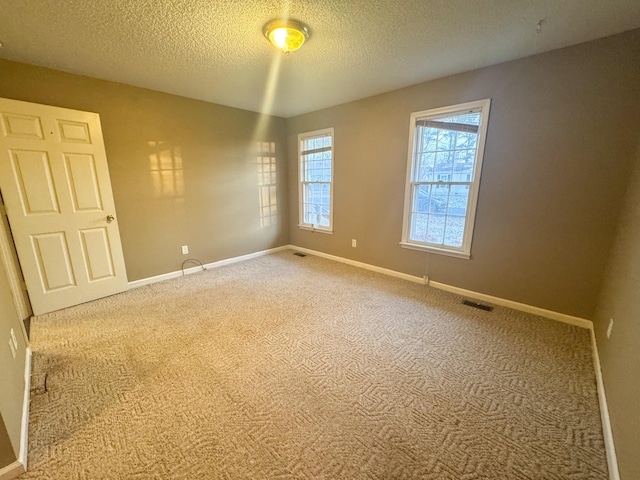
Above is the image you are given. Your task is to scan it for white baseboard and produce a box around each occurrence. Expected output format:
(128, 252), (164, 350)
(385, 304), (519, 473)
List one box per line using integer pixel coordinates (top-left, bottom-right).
(0, 461), (24, 480)
(128, 245), (291, 289)
(427, 280), (592, 329)
(590, 328), (620, 480)
(288, 245), (426, 285)
(288, 245), (592, 329)
(0, 346), (30, 480)
(19, 346), (31, 469)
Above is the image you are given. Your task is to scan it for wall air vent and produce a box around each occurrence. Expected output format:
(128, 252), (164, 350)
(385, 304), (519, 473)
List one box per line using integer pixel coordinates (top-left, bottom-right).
(293, 252), (307, 257)
(462, 299), (494, 312)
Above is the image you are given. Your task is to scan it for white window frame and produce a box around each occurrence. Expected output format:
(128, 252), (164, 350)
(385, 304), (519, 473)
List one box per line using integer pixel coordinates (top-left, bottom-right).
(298, 128), (334, 233)
(400, 99), (491, 259)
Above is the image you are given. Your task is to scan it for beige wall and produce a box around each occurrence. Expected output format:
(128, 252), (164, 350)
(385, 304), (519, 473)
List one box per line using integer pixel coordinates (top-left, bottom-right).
(0, 260), (27, 461)
(287, 29), (640, 320)
(0, 415), (17, 470)
(0, 59), (289, 282)
(593, 142), (640, 479)
(0, 414), (16, 468)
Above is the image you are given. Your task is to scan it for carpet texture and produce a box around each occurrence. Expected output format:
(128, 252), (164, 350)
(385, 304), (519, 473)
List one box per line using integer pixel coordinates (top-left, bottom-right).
(24, 251), (607, 479)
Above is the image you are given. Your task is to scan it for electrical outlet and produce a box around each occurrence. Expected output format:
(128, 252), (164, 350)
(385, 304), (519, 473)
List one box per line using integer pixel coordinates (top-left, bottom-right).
(352, 239), (357, 248)
(10, 328), (17, 349)
(181, 245), (189, 255)
(606, 318), (614, 339)
(8, 339), (16, 360)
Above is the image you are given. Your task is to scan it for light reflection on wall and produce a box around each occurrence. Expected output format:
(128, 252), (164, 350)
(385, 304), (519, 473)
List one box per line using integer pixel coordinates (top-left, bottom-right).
(257, 141), (277, 228)
(148, 141), (184, 198)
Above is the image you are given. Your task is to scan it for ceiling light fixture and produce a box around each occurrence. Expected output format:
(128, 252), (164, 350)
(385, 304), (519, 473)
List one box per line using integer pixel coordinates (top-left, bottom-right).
(263, 19), (310, 53)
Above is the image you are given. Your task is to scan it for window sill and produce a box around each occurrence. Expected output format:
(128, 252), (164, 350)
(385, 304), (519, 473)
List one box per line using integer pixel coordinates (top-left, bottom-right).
(399, 242), (471, 259)
(298, 224), (333, 235)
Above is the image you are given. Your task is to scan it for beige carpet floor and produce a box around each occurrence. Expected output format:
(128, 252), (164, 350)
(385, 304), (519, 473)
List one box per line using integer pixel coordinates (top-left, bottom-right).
(23, 251), (607, 479)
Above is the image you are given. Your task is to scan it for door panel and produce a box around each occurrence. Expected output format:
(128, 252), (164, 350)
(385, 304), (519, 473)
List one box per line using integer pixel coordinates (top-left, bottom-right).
(0, 97), (128, 315)
(2, 113), (44, 139)
(57, 119), (91, 144)
(32, 232), (76, 291)
(10, 150), (60, 215)
(79, 228), (115, 281)
(64, 153), (103, 211)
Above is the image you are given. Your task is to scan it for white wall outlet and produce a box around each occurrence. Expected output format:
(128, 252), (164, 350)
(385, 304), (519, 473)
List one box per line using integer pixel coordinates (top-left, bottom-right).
(606, 318), (614, 339)
(10, 328), (17, 349)
(181, 245), (189, 255)
(352, 239), (357, 248)
(8, 339), (16, 360)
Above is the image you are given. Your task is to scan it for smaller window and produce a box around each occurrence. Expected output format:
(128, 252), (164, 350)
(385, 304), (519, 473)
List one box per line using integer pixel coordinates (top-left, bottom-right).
(401, 99), (491, 258)
(298, 128), (334, 233)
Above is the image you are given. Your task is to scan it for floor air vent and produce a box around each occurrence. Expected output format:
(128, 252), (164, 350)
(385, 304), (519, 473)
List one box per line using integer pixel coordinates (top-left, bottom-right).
(462, 299), (494, 312)
(293, 252), (307, 257)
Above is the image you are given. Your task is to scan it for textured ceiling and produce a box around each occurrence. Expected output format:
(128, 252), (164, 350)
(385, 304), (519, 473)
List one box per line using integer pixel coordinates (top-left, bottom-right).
(0, 0), (639, 118)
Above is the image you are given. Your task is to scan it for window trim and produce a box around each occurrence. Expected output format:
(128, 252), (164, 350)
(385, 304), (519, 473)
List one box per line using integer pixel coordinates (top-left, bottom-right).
(400, 99), (491, 258)
(298, 127), (334, 234)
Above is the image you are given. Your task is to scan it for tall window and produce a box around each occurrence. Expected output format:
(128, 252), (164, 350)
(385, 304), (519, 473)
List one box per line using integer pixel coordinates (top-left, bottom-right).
(401, 99), (491, 258)
(298, 128), (334, 233)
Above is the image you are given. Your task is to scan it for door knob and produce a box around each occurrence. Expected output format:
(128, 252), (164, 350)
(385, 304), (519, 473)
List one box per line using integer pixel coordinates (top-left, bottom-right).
(106, 215), (115, 223)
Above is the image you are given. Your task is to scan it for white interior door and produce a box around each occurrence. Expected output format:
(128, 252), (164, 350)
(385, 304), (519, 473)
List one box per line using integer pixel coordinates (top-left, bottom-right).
(0, 97), (128, 315)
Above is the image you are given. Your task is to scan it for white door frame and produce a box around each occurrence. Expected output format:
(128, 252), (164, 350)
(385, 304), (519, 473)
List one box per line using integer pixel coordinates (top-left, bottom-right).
(0, 195), (31, 336)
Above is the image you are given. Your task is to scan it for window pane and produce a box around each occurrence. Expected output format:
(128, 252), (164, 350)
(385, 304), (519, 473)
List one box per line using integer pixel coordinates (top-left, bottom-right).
(413, 185), (446, 214)
(456, 132), (477, 150)
(302, 134), (332, 152)
(437, 129), (456, 151)
(412, 184), (469, 248)
(444, 216), (465, 248)
(415, 153), (435, 181)
(447, 184), (470, 217)
(302, 180), (331, 227)
(304, 208), (315, 224)
(312, 165), (322, 181)
(301, 155), (311, 181)
(426, 214), (445, 244)
(314, 184), (322, 204)
(410, 213), (428, 242)
(421, 127), (438, 152)
(321, 183), (330, 205)
(319, 206), (330, 226)
(435, 150), (454, 178)
(454, 149), (475, 174)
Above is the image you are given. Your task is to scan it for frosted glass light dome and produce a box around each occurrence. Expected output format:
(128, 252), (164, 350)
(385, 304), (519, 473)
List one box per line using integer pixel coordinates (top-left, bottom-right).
(263, 19), (310, 53)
